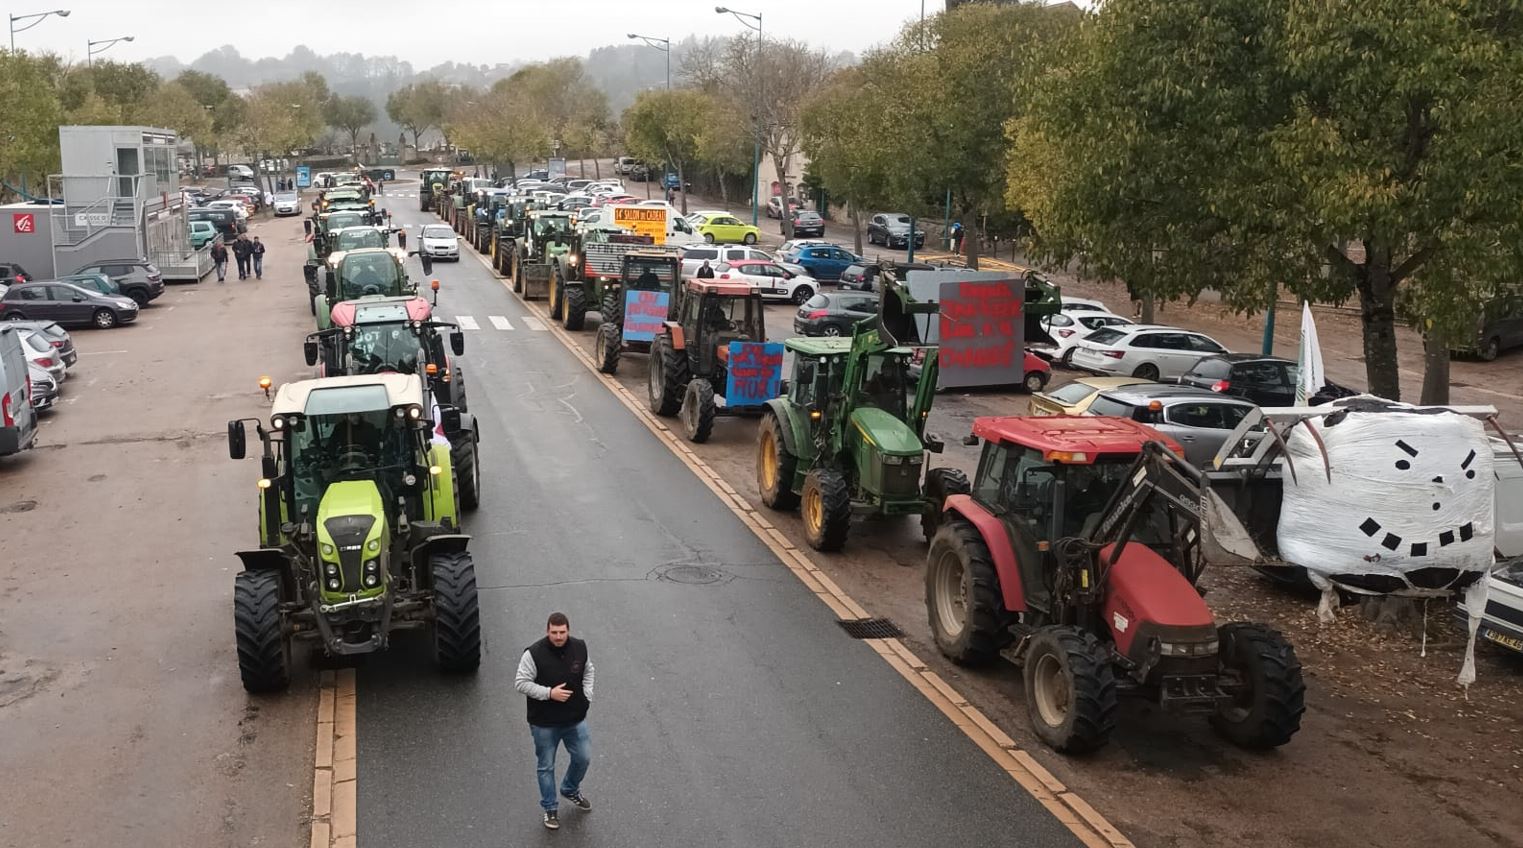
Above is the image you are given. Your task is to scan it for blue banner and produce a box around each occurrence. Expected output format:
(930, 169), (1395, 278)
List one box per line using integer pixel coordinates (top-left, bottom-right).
(725, 342), (785, 407)
(296, 165), (311, 188)
(622, 290), (669, 343)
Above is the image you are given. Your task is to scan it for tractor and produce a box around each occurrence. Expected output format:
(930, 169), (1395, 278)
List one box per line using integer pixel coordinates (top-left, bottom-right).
(549, 230), (658, 331)
(924, 418), (1304, 753)
(226, 372), (481, 692)
(419, 168), (454, 212)
(314, 247), (424, 331)
(306, 225), (396, 313)
(304, 296), (480, 511)
(505, 210), (575, 303)
(647, 279), (770, 443)
(755, 276), (969, 551)
(591, 250), (685, 375)
(490, 198), (535, 276)
(304, 209), (374, 290)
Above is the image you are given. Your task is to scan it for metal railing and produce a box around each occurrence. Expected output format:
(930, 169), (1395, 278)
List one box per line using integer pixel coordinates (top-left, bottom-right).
(46, 173), (144, 247)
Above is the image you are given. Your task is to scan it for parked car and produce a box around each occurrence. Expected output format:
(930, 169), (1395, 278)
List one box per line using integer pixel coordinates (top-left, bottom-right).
(8, 320), (76, 368)
(1465, 301), (1523, 361)
(695, 214), (760, 245)
(786, 210), (826, 238)
(0, 325), (40, 455)
(866, 212), (926, 249)
(69, 260), (165, 307)
(766, 195), (803, 219)
(1028, 375), (1154, 416)
(713, 259), (818, 304)
(839, 261), (936, 293)
(778, 238), (831, 255)
(0, 262), (33, 286)
(420, 224), (460, 261)
(783, 243), (862, 283)
(794, 291), (880, 336)
(14, 326), (66, 384)
(272, 192), (301, 216)
(189, 220), (219, 249)
(27, 362), (58, 411)
(226, 164), (256, 180)
(54, 272), (122, 298)
(680, 245), (777, 278)
(1036, 311), (1135, 365)
(1085, 384), (1258, 467)
(189, 208), (244, 238)
(1069, 324), (1228, 380)
(0, 281), (138, 329)
(1061, 296), (1112, 313)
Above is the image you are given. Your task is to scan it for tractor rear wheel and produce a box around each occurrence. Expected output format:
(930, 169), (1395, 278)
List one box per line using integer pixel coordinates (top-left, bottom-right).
(233, 570), (291, 693)
(1211, 623), (1305, 749)
(431, 552), (482, 673)
(548, 268), (564, 320)
(1022, 627), (1117, 753)
(648, 336), (689, 416)
(455, 432), (481, 511)
(758, 412), (800, 510)
(926, 518), (1009, 665)
(802, 467), (852, 551)
(563, 283), (587, 331)
(600, 290), (624, 325)
(681, 378), (718, 443)
(921, 467), (971, 543)
(594, 323), (621, 374)
(511, 253), (523, 293)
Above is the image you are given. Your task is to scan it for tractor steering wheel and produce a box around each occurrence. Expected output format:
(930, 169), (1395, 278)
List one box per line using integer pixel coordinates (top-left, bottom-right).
(336, 446), (373, 471)
(362, 284), (382, 296)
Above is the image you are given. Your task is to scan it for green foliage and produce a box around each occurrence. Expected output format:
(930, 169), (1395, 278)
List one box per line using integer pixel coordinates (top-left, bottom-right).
(0, 50), (65, 189)
(136, 81), (213, 143)
(324, 94), (379, 148)
(386, 80), (448, 148)
(622, 89), (709, 175)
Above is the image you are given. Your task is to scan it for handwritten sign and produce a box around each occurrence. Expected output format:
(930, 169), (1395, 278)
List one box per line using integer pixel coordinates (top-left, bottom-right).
(937, 279), (1025, 389)
(622, 289), (670, 343)
(612, 205), (668, 244)
(725, 342), (784, 407)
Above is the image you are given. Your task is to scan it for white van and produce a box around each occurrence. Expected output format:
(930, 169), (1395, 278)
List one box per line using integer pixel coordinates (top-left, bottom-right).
(0, 325), (39, 456)
(606, 204), (701, 246)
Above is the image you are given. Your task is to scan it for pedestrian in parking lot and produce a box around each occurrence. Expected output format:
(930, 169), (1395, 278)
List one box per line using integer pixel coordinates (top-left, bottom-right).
(697, 259), (715, 279)
(211, 240), (228, 282)
(514, 611), (594, 831)
(251, 236), (266, 279)
(232, 234), (253, 280)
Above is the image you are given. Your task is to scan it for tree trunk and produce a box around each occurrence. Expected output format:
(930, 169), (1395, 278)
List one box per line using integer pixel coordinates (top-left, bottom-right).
(965, 214), (982, 270)
(678, 163), (689, 216)
(1421, 331), (1451, 405)
(1357, 242), (1402, 401)
(578, 157), (587, 178)
(1140, 292), (1155, 324)
(593, 158), (601, 179)
(718, 171), (730, 205)
(849, 202), (863, 256)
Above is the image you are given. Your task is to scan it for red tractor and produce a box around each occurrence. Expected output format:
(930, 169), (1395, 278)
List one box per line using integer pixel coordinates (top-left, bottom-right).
(925, 415), (1304, 753)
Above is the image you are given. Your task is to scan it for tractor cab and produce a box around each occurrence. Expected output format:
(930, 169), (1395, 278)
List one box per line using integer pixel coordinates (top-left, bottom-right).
(330, 226), (391, 253)
(308, 296), (466, 412)
(316, 248), (417, 330)
(678, 280), (765, 380)
(530, 212), (575, 258)
(622, 250), (681, 295)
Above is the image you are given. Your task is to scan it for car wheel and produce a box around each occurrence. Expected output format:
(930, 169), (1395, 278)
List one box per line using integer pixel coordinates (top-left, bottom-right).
(127, 289), (150, 308)
(4, 312), (25, 322)
(1060, 347), (1077, 366)
(1132, 362), (1161, 381)
(822, 324), (843, 337)
(1023, 371), (1048, 393)
(93, 309), (118, 330)
(1479, 336), (1502, 362)
(791, 285), (815, 305)
(703, 233), (715, 244)
(743, 233), (757, 245)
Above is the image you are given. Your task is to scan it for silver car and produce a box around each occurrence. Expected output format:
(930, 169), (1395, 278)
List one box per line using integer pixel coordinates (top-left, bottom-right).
(420, 225), (460, 261)
(15, 326), (66, 384)
(1084, 384), (1257, 467)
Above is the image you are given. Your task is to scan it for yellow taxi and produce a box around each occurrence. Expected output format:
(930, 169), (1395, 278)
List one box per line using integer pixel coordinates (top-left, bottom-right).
(1028, 376), (1154, 416)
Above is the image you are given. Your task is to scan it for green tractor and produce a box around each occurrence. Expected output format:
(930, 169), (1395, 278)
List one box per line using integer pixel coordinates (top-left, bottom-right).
(420, 168), (454, 212)
(315, 247), (424, 331)
(306, 223), (395, 312)
(490, 198), (536, 275)
(756, 276), (968, 551)
(304, 209), (374, 290)
(505, 210), (575, 303)
(226, 372), (481, 691)
(549, 230), (657, 331)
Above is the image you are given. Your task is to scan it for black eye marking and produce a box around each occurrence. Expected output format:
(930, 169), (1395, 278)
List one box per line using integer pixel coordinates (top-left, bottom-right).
(1381, 533), (1402, 551)
(1410, 542), (1428, 557)
(1396, 440), (1419, 457)
(1396, 460), (1411, 470)
(1461, 522), (1474, 541)
(1360, 518), (1381, 537)
(1440, 530), (1456, 546)
(1461, 450), (1476, 469)
(1432, 476), (1444, 484)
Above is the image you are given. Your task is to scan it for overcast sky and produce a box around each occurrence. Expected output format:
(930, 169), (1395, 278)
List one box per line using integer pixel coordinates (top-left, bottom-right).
(11, 1), (949, 67)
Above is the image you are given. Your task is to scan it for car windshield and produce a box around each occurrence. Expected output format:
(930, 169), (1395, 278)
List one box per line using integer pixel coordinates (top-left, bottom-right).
(338, 255), (402, 299)
(422, 226), (454, 239)
(21, 331), (49, 353)
(891, 214), (910, 224)
(347, 325), (424, 374)
(534, 216), (572, 237)
(276, 193), (297, 202)
(1047, 382), (1099, 405)
(857, 353), (912, 418)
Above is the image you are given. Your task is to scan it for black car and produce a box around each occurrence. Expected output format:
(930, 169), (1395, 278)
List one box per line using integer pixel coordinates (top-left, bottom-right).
(188, 208), (244, 239)
(839, 261), (935, 292)
(1178, 354), (1356, 407)
(794, 291), (880, 337)
(866, 212), (926, 249)
(0, 261), (33, 287)
(0, 281), (138, 329)
(67, 260), (165, 307)
(787, 210), (825, 238)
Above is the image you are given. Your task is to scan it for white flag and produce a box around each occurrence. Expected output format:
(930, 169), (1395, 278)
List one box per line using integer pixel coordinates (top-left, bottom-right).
(1295, 301), (1325, 405)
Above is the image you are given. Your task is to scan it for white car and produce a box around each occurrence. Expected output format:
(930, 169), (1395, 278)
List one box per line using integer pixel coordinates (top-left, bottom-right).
(713, 259), (819, 305)
(206, 199), (250, 221)
(1062, 296), (1112, 313)
(419, 224), (460, 261)
(15, 326), (67, 384)
(227, 164), (255, 180)
(272, 192), (301, 216)
(680, 244), (776, 278)
(1038, 312), (1135, 365)
(1069, 324), (1228, 381)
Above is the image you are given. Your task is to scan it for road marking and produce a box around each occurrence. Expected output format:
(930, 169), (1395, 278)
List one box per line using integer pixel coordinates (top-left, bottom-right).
(454, 315), (480, 330)
(488, 315), (513, 331)
(77, 350), (128, 355)
(520, 315), (548, 331)
(309, 669), (356, 848)
(459, 236), (1133, 848)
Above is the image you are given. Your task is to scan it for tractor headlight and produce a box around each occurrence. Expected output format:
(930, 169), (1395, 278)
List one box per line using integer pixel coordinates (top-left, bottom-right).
(364, 559), (379, 573)
(1158, 640), (1219, 657)
(366, 539), (380, 553)
(569, 255), (579, 265)
(908, 455), (923, 465)
(321, 543), (335, 556)
(364, 574), (379, 588)
(884, 455), (905, 465)
(325, 563), (339, 577)
(271, 415), (285, 430)
(327, 578), (340, 590)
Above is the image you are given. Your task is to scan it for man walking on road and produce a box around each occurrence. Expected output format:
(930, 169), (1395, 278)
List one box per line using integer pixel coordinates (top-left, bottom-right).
(232, 235), (253, 280)
(210, 240), (228, 282)
(251, 236), (266, 280)
(514, 612), (594, 831)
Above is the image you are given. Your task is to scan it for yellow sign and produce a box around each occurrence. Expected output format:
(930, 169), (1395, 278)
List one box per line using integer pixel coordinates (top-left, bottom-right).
(612, 205), (667, 245)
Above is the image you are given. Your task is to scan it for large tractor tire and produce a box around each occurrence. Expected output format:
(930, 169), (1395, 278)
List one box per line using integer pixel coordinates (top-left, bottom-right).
(925, 518), (1009, 666)
(647, 336), (690, 416)
(600, 289), (624, 325)
(1211, 623), (1306, 749)
(431, 551), (482, 673)
(801, 467), (852, 552)
(681, 378), (718, 443)
(594, 323), (621, 374)
(511, 252), (524, 294)
(233, 570), (291, 693)
(1022, 626), (1118, 754)
(563, 283), (587, 331)
(757, 412), (800, 510)
(921, 467), (971, 543)
(454, 431), (482, 511)
(548, 267), (564, 320)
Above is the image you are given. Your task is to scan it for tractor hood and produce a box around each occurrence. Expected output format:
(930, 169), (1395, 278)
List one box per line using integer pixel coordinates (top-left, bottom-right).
(316, 480), (389, 599)
(850, 407), (923, 455)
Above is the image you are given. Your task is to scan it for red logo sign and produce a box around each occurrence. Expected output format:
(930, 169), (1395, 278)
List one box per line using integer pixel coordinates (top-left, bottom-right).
(12, 213), (35, 234)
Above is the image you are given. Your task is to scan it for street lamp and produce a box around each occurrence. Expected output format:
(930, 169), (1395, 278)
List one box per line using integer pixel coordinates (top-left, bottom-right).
(626, 33), (671, 91)
(715, 6), (763, 226)
(8, 9), (69, 52)
(86, 35), (134, 68)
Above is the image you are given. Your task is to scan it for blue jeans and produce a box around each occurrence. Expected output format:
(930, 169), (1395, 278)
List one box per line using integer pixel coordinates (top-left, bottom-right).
(530, 721), (590, 811)
(253, 254), (263, 278)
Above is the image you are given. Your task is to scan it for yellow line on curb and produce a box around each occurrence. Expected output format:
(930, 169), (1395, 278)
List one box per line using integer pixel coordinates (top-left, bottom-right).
(310, 668), (355, 848)
(455, 238), (1134, 848)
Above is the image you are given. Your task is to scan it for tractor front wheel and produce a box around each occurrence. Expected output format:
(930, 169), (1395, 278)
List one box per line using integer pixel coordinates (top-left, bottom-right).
(921, 467), (971, 543)
(600, 290), (624, 325)
(757, 412), (800, 510)
(681, 378), (718, 443)
(926, 518), (1008, 665)
(648, 336), (689, 416)
(511, 253), (523, 294)
(1211, 623), (1305, 749)
(563, 283), (587, 331)
(801, 467), (852, 551)
(594, 323), (621, 374)
(233, 570), (291, 693)
(548, 268), (564, 320)
(1023, 627), (1118, 753)
(455, 432), (481, 511)
(431, 552), (482, 673)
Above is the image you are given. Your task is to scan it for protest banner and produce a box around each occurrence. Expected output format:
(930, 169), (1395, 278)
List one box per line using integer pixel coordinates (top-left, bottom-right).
(622, 289), (670, 343)
(724, 342), (785, 407)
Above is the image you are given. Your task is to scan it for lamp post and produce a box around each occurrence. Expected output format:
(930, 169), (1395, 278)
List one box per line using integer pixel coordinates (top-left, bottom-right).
(716, 6), (762, 226)
(627, 33), (671, 90)
(8, 9), (69, 52)
(86, 35), (134, 67)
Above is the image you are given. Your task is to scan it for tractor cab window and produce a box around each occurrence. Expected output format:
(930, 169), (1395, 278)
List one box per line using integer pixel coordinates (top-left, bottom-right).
(857, 353), (910, 418)
(335, 229), (386, 251)
(627, 258), (675, 292)
(534, 216), (571, 240)
(338, 255), (402, 300)
(347, 326), (424, 375)
(792, 355), (841, 410)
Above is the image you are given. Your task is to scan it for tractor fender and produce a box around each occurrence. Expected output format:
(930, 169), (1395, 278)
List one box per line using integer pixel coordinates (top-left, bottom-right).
(763, 398), (806, 460)
(1100, 542), (1214, 661)
(235, 548), (291, 573)
(446, 410), (478, 442)
(411, 534), (472, 576)
(663, 321), (686, 350)
(942, 494), (1027, 613)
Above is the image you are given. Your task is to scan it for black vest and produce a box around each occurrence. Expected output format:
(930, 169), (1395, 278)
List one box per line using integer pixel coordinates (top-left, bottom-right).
(526, 636), (590, 727)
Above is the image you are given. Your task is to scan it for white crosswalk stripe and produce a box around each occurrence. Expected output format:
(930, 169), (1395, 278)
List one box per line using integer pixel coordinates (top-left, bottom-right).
(454, 315), (480, 330)
(521, 316), (548, 331)
(489, 315), (513, 330)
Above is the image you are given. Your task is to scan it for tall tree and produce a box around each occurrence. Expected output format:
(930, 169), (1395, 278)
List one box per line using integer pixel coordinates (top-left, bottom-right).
(325, 94), (378, 151)
(800, 65), (897, 254)
(135, 81), (213, 144)
(623, 89), (709, 215)
(386, 80), (447, 150)
(0, 50), (65, 194)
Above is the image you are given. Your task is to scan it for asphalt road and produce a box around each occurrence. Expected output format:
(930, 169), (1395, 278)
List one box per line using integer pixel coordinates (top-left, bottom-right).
(353, 180), (1083, 848)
